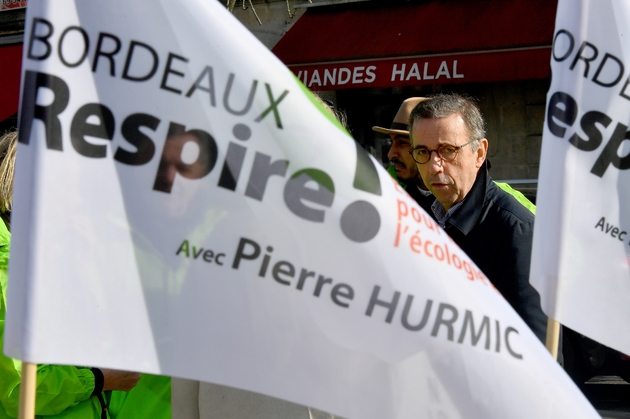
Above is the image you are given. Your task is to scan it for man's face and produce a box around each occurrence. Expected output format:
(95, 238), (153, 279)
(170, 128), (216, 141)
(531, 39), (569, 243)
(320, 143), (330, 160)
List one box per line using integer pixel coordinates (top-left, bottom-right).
(387, 133), (419, 181)
(410, 113), (487, 210)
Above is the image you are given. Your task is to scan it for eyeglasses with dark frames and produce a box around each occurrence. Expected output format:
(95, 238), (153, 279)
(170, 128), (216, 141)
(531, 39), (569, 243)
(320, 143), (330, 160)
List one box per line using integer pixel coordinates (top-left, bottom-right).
(409, 139), (478, 164)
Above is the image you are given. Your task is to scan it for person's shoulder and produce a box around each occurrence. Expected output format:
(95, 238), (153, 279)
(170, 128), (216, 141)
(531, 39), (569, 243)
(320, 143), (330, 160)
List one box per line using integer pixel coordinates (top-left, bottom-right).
(493, 181), (536, 214)
(486, 182), (535, 227)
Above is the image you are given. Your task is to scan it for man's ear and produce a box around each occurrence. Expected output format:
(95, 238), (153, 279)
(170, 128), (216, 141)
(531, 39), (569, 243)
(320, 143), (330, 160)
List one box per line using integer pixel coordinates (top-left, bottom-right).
(475, 138), (488, 168)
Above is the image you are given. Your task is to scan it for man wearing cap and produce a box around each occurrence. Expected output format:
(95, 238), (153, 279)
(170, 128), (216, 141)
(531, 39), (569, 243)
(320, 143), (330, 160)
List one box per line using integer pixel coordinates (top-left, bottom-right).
(373, 97), (435, 212)
(408, 93), (547, 342)
(375, 98), (536, 214)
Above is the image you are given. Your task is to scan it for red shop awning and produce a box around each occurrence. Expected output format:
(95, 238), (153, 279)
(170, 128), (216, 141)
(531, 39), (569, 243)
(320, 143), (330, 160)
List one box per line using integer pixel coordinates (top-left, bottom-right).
(272, 0), (558, 90)
(0, 44), (22, 123)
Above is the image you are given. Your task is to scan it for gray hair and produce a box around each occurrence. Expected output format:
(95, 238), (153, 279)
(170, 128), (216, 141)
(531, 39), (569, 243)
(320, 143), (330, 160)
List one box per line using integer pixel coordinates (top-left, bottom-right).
(408, 93), (486, 151)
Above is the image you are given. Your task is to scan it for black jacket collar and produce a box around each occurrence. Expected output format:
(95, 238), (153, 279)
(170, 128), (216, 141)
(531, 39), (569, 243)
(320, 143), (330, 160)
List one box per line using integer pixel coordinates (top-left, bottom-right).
(444, 160), (491, 235)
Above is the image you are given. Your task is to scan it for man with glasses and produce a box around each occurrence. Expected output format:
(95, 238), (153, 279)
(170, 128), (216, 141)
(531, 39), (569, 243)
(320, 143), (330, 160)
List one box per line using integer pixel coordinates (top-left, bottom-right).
(375, 98), (536, 214)
(373, 97), (440, 212)
(408, 93), (547, 342)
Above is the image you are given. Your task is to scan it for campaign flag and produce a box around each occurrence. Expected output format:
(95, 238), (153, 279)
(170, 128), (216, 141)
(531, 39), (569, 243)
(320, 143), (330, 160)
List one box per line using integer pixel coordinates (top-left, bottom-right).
(5, 1), (597, 418)
(531, 0), (630, 355)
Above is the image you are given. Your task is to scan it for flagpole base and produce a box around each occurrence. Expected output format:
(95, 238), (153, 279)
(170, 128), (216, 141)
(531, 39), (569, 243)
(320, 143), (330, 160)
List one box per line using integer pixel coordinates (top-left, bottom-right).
(19, 362), (36, 419)
(545, 318), (561, 360)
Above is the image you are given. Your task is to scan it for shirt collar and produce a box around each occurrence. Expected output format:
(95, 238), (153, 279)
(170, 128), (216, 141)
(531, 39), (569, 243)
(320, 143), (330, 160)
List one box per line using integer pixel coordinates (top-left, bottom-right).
(432, 198), (465, 228)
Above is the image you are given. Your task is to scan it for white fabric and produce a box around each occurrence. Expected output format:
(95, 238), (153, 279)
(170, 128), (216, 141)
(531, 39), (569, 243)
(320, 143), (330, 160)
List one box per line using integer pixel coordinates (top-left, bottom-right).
(5, 1), (597, 418)
(172, 379), (336, 419)
(531, 0), (630, 355)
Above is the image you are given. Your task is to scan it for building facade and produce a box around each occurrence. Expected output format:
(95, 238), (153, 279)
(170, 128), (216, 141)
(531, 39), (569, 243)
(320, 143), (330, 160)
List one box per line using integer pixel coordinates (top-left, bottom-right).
(268, 0), (558, 202)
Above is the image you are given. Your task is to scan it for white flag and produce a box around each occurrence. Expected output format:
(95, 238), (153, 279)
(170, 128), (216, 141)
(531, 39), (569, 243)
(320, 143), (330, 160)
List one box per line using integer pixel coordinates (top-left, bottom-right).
(531, 0), (630, 355)
(5, 1), (597, 418)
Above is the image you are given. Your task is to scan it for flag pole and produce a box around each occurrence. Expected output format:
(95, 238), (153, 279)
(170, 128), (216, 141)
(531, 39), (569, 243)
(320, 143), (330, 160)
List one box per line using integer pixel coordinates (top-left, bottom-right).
(19, 362), (36, 419)
(545, 318), (561, 360)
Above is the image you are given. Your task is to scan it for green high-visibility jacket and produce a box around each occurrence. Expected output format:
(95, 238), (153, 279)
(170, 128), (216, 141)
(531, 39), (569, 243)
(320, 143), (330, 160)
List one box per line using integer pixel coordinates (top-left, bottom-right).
(108, 374), (171, 419)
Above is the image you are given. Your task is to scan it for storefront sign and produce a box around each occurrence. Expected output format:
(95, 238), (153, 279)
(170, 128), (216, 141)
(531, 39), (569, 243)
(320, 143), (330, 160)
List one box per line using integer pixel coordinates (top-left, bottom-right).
(0, 44), (22, 122)
(1, 0), (26, 11)
(290, 47), (551, 90)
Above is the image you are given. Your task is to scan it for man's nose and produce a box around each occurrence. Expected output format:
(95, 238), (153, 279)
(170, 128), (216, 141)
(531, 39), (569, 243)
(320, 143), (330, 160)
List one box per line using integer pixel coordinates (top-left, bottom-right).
(387, 144), (399, 160)
(427, 152), (443, 173)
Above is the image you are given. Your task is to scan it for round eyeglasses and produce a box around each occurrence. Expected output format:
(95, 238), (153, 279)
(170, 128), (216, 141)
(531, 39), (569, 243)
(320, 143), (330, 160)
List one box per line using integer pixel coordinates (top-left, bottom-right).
(409, 139), (478, 164)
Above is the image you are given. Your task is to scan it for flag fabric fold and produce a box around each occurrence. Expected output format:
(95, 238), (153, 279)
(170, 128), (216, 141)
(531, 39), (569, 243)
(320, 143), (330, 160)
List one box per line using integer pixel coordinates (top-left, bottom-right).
(5, 1), (597, 418)
(531, 0), (630, 355)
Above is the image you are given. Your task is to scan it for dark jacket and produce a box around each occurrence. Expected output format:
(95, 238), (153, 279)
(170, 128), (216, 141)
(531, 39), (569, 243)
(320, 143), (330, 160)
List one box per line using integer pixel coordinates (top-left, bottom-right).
(439, 161), (547, 342)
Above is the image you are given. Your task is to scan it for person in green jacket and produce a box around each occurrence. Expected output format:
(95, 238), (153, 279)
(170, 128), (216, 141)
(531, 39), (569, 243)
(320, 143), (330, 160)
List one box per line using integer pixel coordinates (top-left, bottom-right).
(374, 97), (437, 213)
(0, 130), (141, 418)
(108, 374), (171, 419)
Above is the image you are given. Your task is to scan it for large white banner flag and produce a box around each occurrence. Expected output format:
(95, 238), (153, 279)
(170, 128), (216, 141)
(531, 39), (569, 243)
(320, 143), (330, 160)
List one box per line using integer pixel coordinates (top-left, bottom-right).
(531, 0), (630, 355)
(5, 1), (596, 418)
